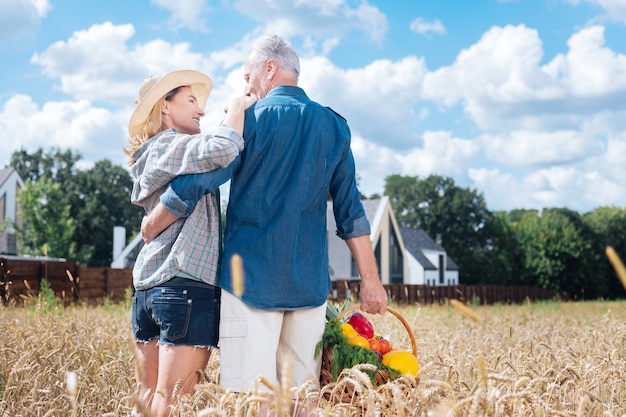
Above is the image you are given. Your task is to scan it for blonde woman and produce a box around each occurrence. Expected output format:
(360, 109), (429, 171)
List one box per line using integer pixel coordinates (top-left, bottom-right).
(125, 70), (255, 417)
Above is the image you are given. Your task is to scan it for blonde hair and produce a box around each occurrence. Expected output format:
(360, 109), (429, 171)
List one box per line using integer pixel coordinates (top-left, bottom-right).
(124, 86), (187, 165)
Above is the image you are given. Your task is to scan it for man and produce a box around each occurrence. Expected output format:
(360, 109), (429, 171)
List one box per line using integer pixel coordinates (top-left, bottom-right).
(142, 34), (387, 414)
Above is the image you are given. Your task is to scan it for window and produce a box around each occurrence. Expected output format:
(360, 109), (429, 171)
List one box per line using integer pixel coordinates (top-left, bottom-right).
(374, 239), (381, 277)
(0, 192), (5, 223)
(389, 221), (403, 284)
(439, 254), (444, 284)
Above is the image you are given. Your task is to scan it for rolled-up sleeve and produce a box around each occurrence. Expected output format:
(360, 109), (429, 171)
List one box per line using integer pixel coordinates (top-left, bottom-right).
(336, 214), (371, 240)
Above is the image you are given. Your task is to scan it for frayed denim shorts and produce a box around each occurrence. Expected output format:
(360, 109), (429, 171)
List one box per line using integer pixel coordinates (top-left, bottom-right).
(131, 277), (221, 347)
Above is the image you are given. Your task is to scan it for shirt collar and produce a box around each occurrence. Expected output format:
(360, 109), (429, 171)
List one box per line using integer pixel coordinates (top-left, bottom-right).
(265, 85), (308, 99)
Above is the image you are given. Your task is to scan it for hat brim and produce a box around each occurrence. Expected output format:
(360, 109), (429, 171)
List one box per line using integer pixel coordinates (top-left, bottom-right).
(129, 70), (213, 135)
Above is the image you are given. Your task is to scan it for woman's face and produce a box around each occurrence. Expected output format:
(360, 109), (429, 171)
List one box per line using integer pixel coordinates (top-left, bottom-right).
(161, 86), (205, 134)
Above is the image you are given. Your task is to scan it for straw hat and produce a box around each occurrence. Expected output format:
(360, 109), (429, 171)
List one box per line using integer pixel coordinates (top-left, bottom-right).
(129, 69), (213, 135)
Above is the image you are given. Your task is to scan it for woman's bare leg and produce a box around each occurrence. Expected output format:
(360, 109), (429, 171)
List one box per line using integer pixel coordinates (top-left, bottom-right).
(150, 345), (212, 417)
(135, 340), (159, 409)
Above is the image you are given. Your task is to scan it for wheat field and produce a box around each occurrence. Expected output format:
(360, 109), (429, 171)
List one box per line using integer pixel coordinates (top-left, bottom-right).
(1, 296), (625, 416)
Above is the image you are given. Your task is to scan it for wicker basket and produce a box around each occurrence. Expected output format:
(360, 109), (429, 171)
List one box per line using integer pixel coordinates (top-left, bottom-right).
(319, 303), (418, 389)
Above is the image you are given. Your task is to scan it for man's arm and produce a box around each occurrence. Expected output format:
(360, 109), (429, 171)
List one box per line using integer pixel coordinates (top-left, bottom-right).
(141, 161), (239, 243)
(345, 235), (388, 315)
(329, 143), (387, 314)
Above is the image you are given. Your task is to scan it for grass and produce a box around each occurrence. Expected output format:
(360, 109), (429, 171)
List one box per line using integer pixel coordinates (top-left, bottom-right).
(1, 297), (625, 416)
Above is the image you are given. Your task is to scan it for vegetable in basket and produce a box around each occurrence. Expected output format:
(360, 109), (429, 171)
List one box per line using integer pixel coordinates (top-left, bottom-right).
(346, 312), (375, 339)
(316, 318), (401, 384)
(382, 350), (419, 376)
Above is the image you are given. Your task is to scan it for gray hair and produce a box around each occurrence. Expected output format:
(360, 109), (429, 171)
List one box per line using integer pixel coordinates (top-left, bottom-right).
(249, 34), (300, 81)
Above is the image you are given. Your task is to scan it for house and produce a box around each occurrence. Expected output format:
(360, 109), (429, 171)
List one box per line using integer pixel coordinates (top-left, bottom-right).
(110, 226), (144, 269)
(0, 168), (24, 255)
(328, 196), (458, 286)
(400, 227), (459, 286)
(112, 196), (460, 286)
(0, 167), (24, 233)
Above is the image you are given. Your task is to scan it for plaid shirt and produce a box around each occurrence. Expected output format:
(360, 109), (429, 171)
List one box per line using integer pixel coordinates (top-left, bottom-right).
(130, 125), (244, 290)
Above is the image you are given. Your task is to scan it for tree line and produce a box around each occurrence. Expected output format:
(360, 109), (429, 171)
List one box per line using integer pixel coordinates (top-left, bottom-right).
(6, 148), (143, 267)
(5, 149), (625, 300)
(381, 174), (626, 300)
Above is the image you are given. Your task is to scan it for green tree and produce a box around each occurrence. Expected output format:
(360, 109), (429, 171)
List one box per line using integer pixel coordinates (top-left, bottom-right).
(480, 212), (523, 286)
(68, 160), (143, 266)
(514, 209), (599, 299)
(10, 148), (144, 266)
(583, 206), (626, 298)
(10, 147), (80, 184)
(16, 177), (78, 259)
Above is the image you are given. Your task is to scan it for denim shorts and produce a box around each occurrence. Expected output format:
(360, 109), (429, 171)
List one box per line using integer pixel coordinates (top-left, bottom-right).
(131, 277), (221, 347)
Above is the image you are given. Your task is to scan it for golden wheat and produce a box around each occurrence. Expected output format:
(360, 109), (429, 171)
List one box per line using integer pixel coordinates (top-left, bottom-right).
(1, 299), (625, 416)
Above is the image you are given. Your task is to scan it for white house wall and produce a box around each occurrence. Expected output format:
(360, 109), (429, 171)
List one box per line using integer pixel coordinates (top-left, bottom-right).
(422, 248), (459, 285)
(407, 250), (459, 286)
(424, 270), (439, 286)
(0, 170), (24, 233)
(406, 254), (424, 285)
(447, 271), (459, 286)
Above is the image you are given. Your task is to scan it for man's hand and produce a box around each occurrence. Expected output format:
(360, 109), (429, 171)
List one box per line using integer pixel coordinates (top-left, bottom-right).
(141, 203), (179, 244)
(359, 276), (388, 315)
(345, 235), (388, 315)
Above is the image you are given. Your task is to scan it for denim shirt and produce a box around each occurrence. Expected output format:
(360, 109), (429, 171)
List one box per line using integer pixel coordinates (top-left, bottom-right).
(160, 86), (371, 310)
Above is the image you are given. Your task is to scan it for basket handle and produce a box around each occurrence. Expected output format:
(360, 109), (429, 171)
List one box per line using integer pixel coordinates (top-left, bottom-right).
(335, 303), (418, 357)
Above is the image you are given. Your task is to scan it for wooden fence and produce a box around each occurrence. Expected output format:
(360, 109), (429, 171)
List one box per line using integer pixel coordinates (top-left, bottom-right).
(329, 280), (568, 305)
(1, 257), (567, 305)
(0, 258), (132, 304)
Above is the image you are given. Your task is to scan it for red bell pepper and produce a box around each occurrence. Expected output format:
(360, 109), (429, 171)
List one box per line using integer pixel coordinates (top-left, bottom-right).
(347, 312), (374, 339)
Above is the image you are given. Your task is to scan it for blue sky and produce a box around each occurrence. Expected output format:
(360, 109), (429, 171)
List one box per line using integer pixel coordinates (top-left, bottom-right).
(1, 0), (626, 213)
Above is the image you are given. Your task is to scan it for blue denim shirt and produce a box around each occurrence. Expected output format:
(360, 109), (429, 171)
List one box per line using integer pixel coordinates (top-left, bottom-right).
(160, 85), (371, 310)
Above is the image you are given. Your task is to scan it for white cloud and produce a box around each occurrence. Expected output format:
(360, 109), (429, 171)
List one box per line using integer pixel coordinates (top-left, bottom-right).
(300, 55), (427, 149)
(351, 130), (478, 197)
(423, 24), (626, 134)
(480, 130), (605, 167)
(543, 26), (626, 96)
(422, 24), (564, 129)
(232, 0), (388, 53)
(0, 94), (127, 168)
(409, 18), (446, 37)
(0, 0), (50, 42)
(151, 0), (212, 32)
(470, 132), (626, 212)
(564, 0), (626, 24)
(29, 22), (236, 105)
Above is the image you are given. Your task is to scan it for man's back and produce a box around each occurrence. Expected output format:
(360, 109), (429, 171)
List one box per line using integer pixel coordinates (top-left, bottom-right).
(220, 85), (368, 310)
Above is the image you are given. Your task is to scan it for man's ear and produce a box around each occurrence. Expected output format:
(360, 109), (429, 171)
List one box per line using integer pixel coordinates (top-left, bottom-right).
(266, 59), (278, 78)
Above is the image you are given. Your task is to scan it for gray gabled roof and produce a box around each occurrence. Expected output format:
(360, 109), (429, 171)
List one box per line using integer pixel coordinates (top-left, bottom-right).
(446, 254), (459, 270)
(0, 168), (14, 188)
(400, 227), (437, 270)
(400, 226), (459, 271)
(361, 198), (381, 224)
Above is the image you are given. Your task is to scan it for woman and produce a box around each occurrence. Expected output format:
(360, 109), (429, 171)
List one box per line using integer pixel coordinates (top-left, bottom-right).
(124, 69), (255, 417)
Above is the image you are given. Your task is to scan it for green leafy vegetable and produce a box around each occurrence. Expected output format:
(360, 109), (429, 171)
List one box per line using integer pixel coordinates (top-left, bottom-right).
(316, 318), (400, 384)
